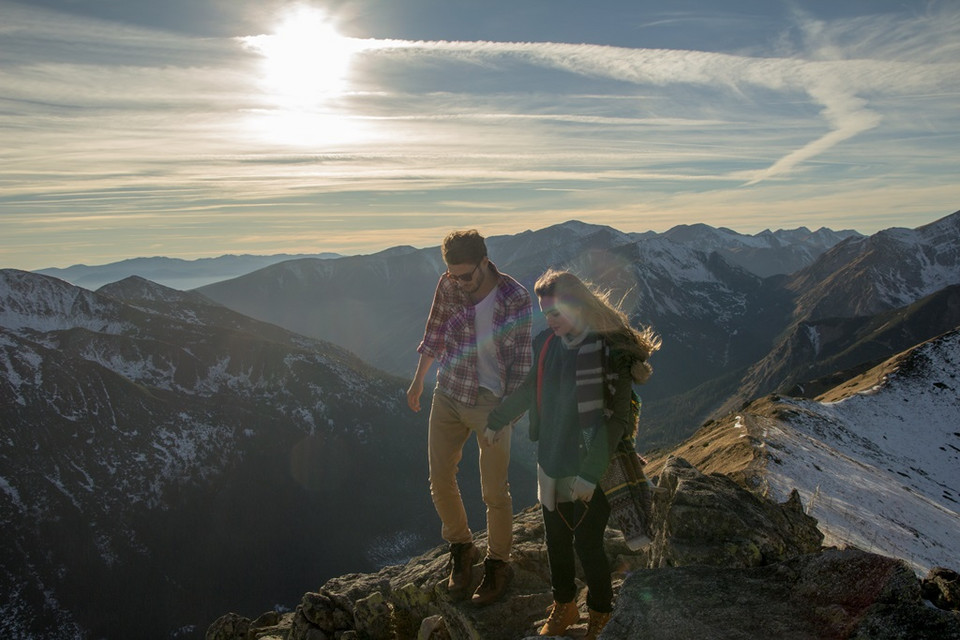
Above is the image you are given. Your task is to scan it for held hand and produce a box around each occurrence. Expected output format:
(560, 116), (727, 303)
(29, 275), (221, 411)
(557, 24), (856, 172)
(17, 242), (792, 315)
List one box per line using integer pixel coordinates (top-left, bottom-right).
(406, 379), (423, 412)
(570, 476), (596, 503)
(483, 427), (500, 447)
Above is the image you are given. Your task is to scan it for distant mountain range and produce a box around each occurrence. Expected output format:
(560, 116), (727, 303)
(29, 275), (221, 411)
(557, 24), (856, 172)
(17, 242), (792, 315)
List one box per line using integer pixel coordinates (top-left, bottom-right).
(195, 222), (859, 391)
(196, 213), (959, 450)
(35, 253), (341, 291)
(5, 212), (960, 638)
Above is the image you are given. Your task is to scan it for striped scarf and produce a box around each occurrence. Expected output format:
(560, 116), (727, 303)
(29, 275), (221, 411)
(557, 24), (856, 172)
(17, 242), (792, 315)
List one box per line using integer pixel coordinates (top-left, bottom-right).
(565, 333), (617, 448)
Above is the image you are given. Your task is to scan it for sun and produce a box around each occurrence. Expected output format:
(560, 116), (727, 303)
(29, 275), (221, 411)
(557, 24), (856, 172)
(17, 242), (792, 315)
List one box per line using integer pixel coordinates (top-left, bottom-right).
(244, 6), (361, 107)
(241, 6), (372, 146)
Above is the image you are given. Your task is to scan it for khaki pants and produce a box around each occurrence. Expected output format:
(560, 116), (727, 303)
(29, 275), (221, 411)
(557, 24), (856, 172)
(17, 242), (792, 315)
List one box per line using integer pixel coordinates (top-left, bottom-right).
(428, 388), (513, 562)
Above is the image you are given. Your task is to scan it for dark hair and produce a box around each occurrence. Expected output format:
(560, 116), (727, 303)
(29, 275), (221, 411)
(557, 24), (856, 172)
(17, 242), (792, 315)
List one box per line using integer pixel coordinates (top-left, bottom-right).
(442, 229), (487, 266)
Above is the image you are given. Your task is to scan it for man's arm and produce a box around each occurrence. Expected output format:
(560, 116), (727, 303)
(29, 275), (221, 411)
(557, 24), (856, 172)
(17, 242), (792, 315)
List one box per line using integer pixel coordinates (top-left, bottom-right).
(409, 276), (448, 412)
(407, 352), (436, 412)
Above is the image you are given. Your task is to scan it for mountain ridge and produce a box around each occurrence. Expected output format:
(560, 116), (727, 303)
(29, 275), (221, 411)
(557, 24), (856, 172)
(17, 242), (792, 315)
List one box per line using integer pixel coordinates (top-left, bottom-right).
(4, 213), (960, 638)
(35, 253), (343, 291)
(203, 329), (960, 640)
(648, 327), (960, 576)
(1, 269), (481, 639)
(196, 212), (959, 450)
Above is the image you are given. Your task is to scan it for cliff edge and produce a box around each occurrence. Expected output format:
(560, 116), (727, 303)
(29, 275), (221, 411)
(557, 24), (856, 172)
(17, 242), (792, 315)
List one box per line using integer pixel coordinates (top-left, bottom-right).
(206, 457), (959, 639)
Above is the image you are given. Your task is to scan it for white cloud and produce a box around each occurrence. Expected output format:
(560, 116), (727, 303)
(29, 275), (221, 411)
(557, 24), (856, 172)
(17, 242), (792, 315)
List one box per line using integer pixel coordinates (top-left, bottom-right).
(356, 29), (959, 185)
(1, 1), (959, 268)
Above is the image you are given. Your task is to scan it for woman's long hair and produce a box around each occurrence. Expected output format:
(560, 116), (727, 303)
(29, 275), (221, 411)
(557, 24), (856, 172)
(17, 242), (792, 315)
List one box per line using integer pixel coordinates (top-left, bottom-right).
(534, 269), (661, 365)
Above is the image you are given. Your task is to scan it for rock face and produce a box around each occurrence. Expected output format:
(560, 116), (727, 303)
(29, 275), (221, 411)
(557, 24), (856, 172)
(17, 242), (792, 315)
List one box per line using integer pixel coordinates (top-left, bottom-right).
(642, 457), (823, 568)
(206, 457), (959, 639)
(923, 568), (960, 612)
(608, 549), (960, 640)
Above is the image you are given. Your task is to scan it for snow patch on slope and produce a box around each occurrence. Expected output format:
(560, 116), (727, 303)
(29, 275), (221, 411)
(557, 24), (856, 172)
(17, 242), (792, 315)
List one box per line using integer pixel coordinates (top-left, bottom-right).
(761, 332), (960, 575)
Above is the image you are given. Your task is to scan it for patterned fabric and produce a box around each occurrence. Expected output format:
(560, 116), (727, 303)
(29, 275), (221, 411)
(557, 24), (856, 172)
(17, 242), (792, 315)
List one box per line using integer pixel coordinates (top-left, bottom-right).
(418, 262), (533, 406)
(599, 448), (654, 550)
(573, 336), (652, 549)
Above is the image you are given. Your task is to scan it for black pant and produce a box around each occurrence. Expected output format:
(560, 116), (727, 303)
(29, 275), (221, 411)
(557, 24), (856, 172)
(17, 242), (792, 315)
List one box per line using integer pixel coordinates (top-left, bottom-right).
(541, 488), (613, 612)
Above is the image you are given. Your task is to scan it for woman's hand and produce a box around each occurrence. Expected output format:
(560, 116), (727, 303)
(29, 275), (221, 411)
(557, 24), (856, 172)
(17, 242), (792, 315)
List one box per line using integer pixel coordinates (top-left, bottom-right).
(570, 476), (596, 502)
(483, 427), (502, 447)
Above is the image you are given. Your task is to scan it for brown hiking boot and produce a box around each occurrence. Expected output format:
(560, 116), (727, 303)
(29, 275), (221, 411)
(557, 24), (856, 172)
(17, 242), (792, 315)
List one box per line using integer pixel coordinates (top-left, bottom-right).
(584, 608), (611, 639)
(538, 600), (579, 636)
(446, 542), (479, 600)
(470, 558), (513, 606)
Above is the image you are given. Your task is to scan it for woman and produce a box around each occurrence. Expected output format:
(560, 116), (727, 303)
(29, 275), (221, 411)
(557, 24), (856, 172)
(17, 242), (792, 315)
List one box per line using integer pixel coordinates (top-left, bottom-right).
(485, 269), (660, 638)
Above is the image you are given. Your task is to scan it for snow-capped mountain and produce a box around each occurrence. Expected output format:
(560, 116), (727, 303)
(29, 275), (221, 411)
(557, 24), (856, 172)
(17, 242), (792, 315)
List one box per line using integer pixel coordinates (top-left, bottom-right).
(653, 328), (960, 577)
(661, 223), (861, 277)
(1, 270), (511, 639)
(197, 219), (829, 387)
(726, 212), (960, 410)
(197, 213), (959, 450)
(787, 212), (960, 321)
(35, 252), (342, 291)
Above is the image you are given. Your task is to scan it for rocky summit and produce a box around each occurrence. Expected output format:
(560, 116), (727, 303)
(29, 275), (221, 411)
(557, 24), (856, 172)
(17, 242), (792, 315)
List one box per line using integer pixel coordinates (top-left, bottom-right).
(205, 458), (960, 640)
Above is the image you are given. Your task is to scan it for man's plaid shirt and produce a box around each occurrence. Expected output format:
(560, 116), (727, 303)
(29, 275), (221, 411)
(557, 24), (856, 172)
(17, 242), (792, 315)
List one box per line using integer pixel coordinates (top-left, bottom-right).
(417, 263), (533, 406)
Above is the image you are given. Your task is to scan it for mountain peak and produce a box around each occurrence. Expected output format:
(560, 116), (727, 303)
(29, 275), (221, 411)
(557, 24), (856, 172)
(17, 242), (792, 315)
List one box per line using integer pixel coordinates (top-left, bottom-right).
(0, 269), (130, 334)
(98, 275), (207, 306)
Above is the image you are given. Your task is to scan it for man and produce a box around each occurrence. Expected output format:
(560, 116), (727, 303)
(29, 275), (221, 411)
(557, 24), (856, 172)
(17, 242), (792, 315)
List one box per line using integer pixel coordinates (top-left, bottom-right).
(407, 229), (532, 605)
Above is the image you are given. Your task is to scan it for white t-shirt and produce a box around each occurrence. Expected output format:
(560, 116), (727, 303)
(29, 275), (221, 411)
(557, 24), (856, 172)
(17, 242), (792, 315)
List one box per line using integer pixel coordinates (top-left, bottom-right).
(473, 287), (502, 397)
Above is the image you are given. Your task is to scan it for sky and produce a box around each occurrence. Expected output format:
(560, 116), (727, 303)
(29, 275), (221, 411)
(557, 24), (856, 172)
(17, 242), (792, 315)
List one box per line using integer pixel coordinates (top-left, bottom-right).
(1, 0), (958, 270)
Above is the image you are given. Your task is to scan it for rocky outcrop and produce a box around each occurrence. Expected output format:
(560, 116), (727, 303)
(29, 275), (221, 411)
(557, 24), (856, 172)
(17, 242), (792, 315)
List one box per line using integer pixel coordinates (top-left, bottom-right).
(641, 457), (823, 568)
(607, 549), (960, 640)
(923, 567), (960, 612)
(206, 458), (960, 640)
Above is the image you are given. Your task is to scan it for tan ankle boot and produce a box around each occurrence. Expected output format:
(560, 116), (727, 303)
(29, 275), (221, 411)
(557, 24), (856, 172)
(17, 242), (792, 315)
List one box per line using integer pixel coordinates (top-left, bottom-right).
(446, 542), (479, 600)
(538, 600), (579, 636)
(471, 558), (513, 606)
(583, 608), (611, 639)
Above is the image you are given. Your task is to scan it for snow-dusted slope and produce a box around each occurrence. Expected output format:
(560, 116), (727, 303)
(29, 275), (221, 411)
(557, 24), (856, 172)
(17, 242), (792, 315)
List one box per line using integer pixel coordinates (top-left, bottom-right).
(788, 211), (960, 321)
(661, 223), (861, 277)
(0, 269), (441, 638)
(646, 328), (959, 578)
(0, 269), (134, 333)
(759, 330), (960, 575)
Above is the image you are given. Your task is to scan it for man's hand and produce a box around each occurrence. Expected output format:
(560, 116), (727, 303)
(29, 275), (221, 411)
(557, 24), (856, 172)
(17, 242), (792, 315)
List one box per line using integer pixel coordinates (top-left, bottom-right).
(407, 379), (423, 412)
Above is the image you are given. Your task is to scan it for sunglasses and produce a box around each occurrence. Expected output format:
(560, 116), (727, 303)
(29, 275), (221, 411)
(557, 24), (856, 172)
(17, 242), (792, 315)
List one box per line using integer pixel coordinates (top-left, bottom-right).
(446, 262), (482, 282)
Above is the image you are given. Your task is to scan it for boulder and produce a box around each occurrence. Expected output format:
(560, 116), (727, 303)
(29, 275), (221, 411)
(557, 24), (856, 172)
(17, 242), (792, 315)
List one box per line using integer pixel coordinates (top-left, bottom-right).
(205, 612), (249, 640)
(644, 456), (824, 568)
(923, 567), (960, 611)
(605, 548), (960, 639)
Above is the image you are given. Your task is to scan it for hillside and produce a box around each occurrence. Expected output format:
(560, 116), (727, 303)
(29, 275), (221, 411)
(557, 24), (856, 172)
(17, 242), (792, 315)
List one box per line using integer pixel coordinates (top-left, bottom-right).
(0, 270), (538, 639)
(647, 328), (960, 576)
(5, 214), (960, 638)
(204, 329), (960, 640)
